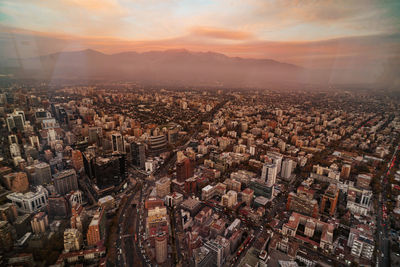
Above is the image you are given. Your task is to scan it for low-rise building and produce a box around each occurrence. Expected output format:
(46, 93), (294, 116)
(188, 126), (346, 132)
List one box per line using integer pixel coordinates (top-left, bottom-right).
(64, 228), (83, 252)
(347, 224), (374, 260)
(282, 212), (335, 252)
(7, 185), (48, 213)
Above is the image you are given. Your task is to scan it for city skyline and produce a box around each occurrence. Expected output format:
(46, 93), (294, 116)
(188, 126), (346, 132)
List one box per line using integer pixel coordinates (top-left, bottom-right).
(1, 0), (400, 86)
(1, 1), (400, 266)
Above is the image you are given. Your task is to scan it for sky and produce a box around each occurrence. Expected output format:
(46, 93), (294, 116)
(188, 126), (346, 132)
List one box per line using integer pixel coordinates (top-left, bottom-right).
(0, 0), (399, 83)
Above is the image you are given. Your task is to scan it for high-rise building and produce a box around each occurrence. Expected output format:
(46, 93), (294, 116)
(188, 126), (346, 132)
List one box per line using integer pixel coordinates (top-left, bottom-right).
(65, 132), (76, 146)
(155, 233), (168, 264)
(29, 135), (40, 150)
(88, 127), (102, 145)
(31, 212), (49, 234)
(6, 110), (25, 132)
(156, 177), (171, 199)
(0, 166), (12, 179)
(10, 143), (21, 158)
(241, 188), (254, 206)
(165, 192), (183, 207)
(221, 190), (237, 208)
(83, 150), (95, 179)
(346, 186), (372, 216)
(248, 179), (274, 199)
(0, 93), (6, 105)
(98, 195), (115, 210)
(347, 225), (374, 260)
(2, 172), (29, 193)
(282, 212), (334, 252)
(131, 141), (146, 169)
(204, 240), (225, 267)
(0, 221), (16, 251)
(111, 133), (124, 153)
(148, 134), (167, 156)
(67, 190), (83, 206)
(266, 152), (283, 174)
(287, 186), (319, 218)
(48, 194), (70, 218)
(87, 208), (106, 246)
(0, 203), (18, 223)
(70, 203), (85, 232)
(133, 127), (142, 138)
(13, 214), (31, 239)
(167, 127), (179, 144)
(53, 169), (78, 196)
(202, 185), (215, 201)
(33, 162), (51, 185)
(146, 206), (169, 246)
(341, 164), (351, 179)
(261, 163), (277, 187)
(223, 178), (241, 192)
(71, 150), (84, 172)
(8, 134), (18, 144)
(356, 174), (372, 189)
(64, 228), (83, 252)
(193, 246), (214, 267)
(34, 108), (51, 123)
(184, 177), (197, 194)
(176, 156), (194, 183)
(281, 159), (294, 180)
(93, 154), (125, 188)
(320, 184), (339, 216)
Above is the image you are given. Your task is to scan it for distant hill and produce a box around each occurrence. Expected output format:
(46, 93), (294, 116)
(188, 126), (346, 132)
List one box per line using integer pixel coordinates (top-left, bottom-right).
(1, 49), (305, 86)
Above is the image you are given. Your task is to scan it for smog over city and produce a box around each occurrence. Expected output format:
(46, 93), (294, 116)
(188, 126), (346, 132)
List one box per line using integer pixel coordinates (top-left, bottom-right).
(0, 1), (399, 266)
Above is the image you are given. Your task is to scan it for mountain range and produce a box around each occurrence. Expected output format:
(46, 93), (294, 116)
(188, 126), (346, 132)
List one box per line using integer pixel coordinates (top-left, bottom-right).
(1, 49), (307, 87)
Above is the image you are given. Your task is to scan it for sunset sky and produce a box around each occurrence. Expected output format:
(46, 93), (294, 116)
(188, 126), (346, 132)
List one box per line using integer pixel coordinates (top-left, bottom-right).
(0, 0), (399, 72)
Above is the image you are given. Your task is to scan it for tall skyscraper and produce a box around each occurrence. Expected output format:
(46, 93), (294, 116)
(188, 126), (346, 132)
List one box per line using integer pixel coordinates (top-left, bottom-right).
(176, 156), (194, 183)
(281, 159), (294, 180)
(261, 162), (277, 199)
(266, 152), (283, 174)
(111, 133), (124, 153)
(131, 141), (146, 169)
(261, 163), (277, 186)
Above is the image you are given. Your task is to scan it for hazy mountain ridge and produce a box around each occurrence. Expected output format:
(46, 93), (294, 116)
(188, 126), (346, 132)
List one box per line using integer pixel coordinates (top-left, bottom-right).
(2, 48), (305, 86)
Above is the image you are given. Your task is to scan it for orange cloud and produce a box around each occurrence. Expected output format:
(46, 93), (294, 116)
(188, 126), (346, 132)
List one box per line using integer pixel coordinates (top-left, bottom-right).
(63, 0), (127, 14)
(190, 26), (254, 40)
